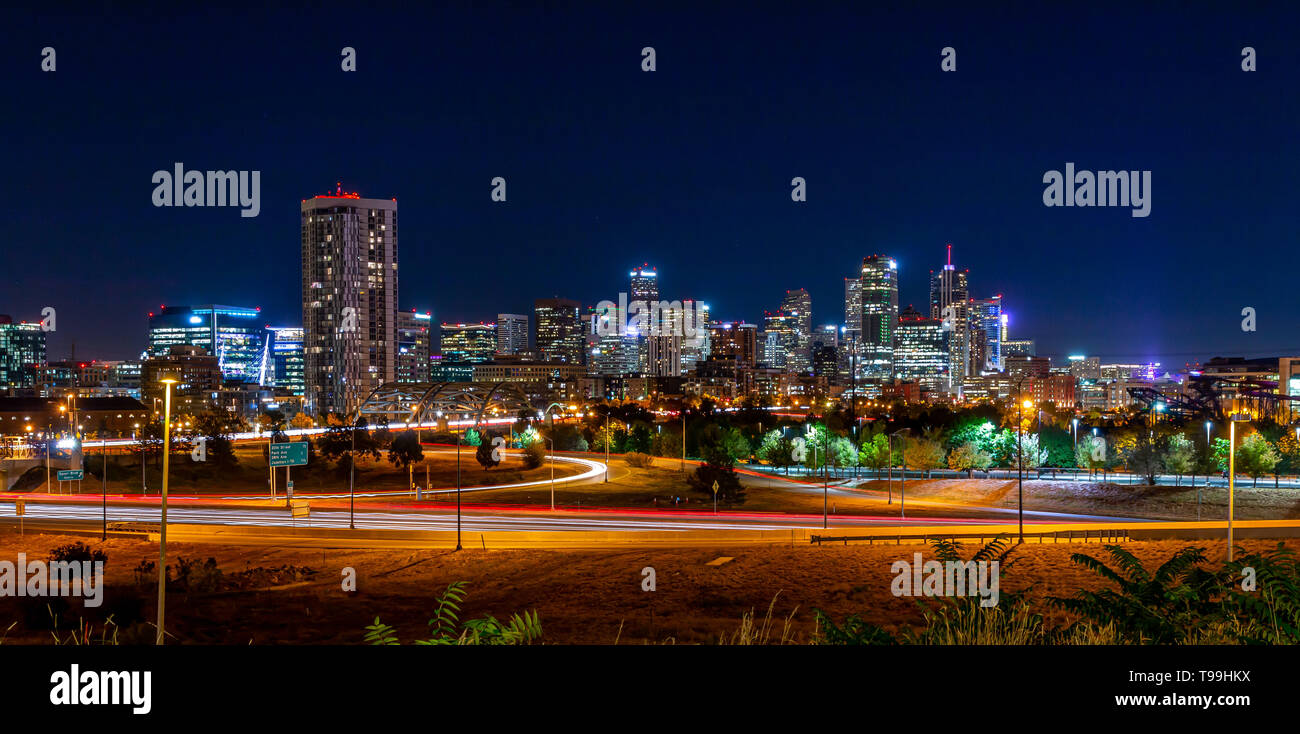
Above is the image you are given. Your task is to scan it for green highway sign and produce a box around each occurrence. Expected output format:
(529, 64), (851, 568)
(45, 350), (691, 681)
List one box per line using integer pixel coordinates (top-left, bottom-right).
(57, 470), (84, 481)
(269, 441), (308, 467)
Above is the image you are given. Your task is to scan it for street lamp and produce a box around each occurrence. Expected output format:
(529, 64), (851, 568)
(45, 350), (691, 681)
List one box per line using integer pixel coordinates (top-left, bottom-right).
(1016, 382), (1032, 544)
(890, 428), (910, 518)
(455, 427), (463, 551)
(156, 372), (179, 646)
(348, 414), (359, 530)
(1227, 413), (1250, 562)
(545, 436), (555, 511)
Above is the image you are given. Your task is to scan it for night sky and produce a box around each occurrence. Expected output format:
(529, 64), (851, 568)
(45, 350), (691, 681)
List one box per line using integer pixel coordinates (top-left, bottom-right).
(4, 2), (1297, 369)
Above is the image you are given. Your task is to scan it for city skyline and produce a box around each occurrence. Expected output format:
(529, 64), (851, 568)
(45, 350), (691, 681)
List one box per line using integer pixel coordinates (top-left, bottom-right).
(5, 5), (1299, 368)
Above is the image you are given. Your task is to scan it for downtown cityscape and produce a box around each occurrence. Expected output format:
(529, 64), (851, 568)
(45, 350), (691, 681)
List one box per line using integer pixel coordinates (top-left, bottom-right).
(1, 2), (1296, 721)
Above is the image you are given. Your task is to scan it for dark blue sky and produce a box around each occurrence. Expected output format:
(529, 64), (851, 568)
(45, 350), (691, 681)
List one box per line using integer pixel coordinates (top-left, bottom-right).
(4, 2), (1297, 369)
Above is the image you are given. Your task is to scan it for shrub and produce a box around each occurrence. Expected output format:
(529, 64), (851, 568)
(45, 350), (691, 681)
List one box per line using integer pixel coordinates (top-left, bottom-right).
(623, 451), (654, 468)
(49, 542), (107, 566)
(522, 440), (546, 469)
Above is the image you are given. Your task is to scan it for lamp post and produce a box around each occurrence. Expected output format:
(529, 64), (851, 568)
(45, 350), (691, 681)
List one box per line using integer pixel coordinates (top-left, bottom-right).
(1016, 375), (1031, 545)
(604, 410), (611, 483)
(1228, 413), (1250, 562)
(348, 415), (358, 530)
(133, 423), (143, 495)
(891, 428), (910, 519)
(455, 430), (463, 551)
(545, 436), (555, 511)
(680, 403), (687, 473)
(156, 373), (178, 646)
(101, 437), (108, 541)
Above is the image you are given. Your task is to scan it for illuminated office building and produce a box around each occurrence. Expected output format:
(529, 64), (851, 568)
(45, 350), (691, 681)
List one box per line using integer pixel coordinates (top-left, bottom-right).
(148, 305), (268, 384)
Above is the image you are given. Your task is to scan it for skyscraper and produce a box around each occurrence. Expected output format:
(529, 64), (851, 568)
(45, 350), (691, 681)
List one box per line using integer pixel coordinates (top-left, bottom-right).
(895, 305), (950, 396)
(843, 277), (861, 336)
(496, 313), (529, 355)
(629, 264), (659, 304)
(0, 315), (46, 390)
(929, 244), (969, 393)
(301, 187), (398, 416)
(148, 305), (268, 384)
(859, 255), (899, 381)
(534, 298), (584, 364)
(267, 326), (305, 397)
(439, 323), (496, 363)
(708, 321), (758, 368)
(779, 288), (812, 374)
(969, 295), (1003, 373)
(396, 310), (432, 382)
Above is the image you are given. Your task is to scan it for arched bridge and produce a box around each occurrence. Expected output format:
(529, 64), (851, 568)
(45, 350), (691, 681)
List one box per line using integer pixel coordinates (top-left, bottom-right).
(356, 381), (537, 428)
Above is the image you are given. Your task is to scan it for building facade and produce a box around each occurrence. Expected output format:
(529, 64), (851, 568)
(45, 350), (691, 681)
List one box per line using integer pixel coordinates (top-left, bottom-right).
(301, 189), (398, 416)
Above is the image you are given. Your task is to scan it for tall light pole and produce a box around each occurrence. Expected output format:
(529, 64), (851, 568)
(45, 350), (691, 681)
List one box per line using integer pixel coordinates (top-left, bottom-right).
(892, 428), (910, 519)
(348, 415), (358, 530)
(101, 437), (108, 541)
(680, 403), (687, 473)
(156, 373), (178, 646)
(604, 410), (611, 482)
(537, 408), (558, 512)
(133, 423), (143, 495)
(1016, 386), (1031, 544)
(455, 430), (463, 551)
(545, 436), (555, 511)
(1228, 413), (1249, 562)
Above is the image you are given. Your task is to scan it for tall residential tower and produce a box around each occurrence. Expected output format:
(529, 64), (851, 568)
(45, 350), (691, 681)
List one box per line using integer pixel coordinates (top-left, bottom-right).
(301, 187), (398, 416)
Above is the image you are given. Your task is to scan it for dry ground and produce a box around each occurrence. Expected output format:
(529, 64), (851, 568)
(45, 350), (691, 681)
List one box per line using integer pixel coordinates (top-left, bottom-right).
(2, 529), (1292, 645)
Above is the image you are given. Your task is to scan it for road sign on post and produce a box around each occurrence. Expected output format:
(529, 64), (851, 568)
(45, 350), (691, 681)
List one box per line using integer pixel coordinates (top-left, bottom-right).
(57, 470), (84, 481)
(712, 479), (719, 514)
(15, 499), (25, 516)
(269, 442), (308, 468)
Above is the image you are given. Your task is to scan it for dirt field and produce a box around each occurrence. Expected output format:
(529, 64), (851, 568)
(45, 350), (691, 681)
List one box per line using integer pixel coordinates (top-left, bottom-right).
(2, 529), (1291, 645)
(884, 477), (1300, 520)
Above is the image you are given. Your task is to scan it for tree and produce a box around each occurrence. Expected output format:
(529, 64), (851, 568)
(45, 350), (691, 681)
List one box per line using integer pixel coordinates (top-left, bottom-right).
(1038, 426), (1075, 468)
(1009, 432), (1048, 471)
(464, 428), (482, 447)
(1163, 434), (1195, 486)
(1236, 433), (1280, 488)
(904, 437), (947, 478)
(1074, 435), (1107, 477)
(858, 432), (891, 477)
(591, 424), (623, 453)
(626, 424), (652, 454)
(387, 430), (424, 470)
(289, 413), (315, 431)
(193, 410), (239, 467)
(475, 433), (502, 470)
(827, 435), (859, 476)
(1127, 432), (1165, 486)
(687, 450), (744, 505)
(947, 441), (992, 477)
(1274, 431), (1300, 485)
(720, 427), (752, 464)
(318, 415), (381, 471)
(649, 427), (682, 459)
(522, 440), (546, 469)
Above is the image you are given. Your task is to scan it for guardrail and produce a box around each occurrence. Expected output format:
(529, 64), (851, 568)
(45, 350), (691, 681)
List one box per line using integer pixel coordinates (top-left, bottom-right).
(810, 527), (1131, 546)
